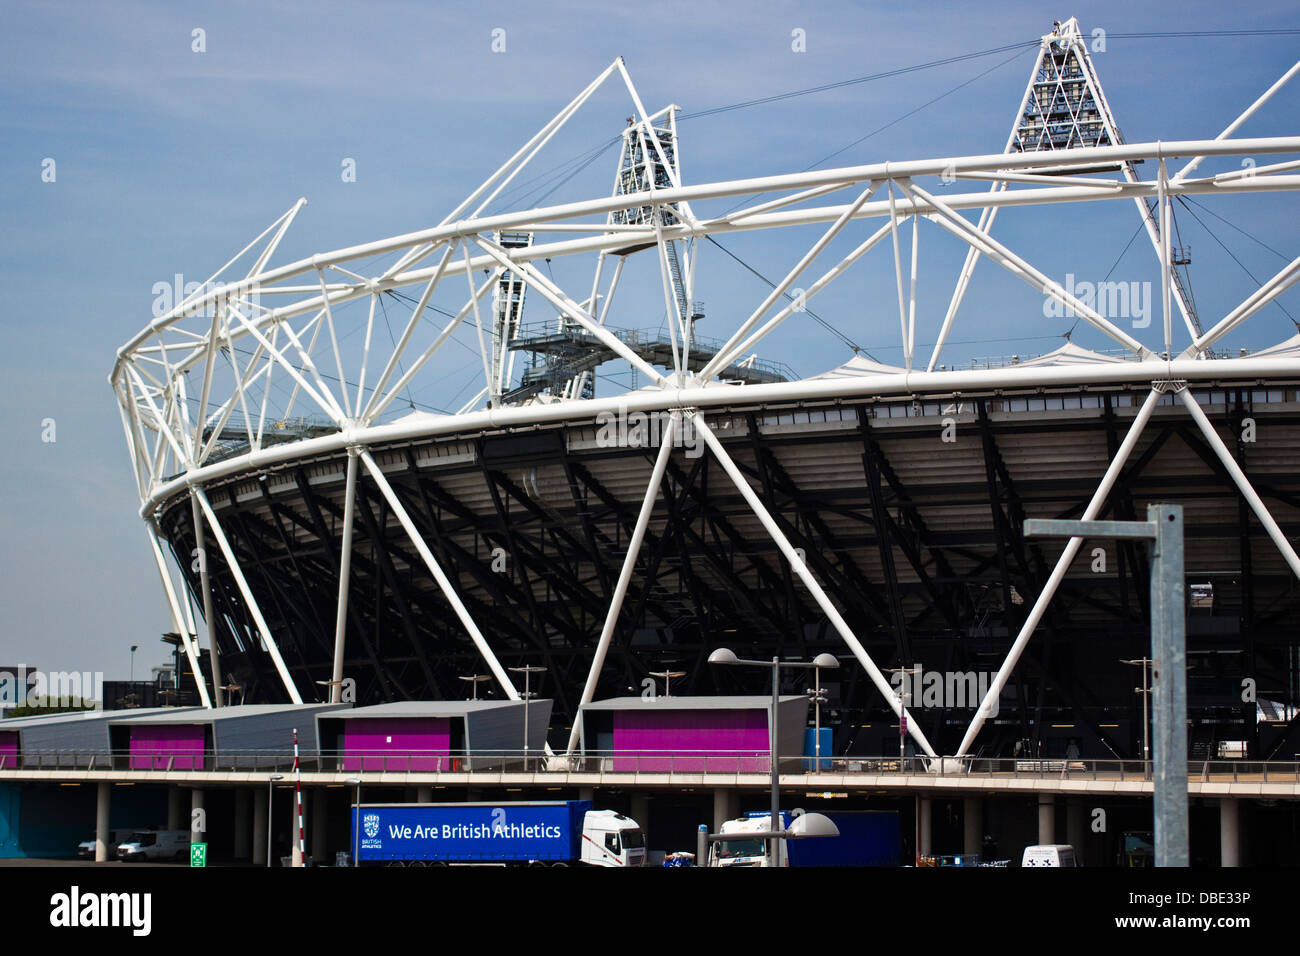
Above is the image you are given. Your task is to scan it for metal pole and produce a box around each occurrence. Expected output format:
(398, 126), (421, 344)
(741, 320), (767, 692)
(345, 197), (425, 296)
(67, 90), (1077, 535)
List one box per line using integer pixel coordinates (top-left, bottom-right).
(1149, 503), (1188, 867)
(770, 657), (779, 868)
(265, 777), (278, 867)
(1142, 662), (1151, 764)
(292, 729), (304, 867)
(353, 781), (361, 868)
(814, 667), (821, 769)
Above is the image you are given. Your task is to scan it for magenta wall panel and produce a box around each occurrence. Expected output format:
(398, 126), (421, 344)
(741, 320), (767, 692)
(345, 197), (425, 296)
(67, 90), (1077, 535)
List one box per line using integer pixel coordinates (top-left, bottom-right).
(342, 718), (451, 771)
(129, 724), (206, 770)
(0, 731), (16, 767)
(611, 709), (769, 771)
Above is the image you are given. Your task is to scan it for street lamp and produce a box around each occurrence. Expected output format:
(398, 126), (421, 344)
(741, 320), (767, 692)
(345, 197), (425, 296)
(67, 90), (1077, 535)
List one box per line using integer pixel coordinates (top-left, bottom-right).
(708, 648), (839, 866)
(1121, 658), (1153, 765)
(346, 777), (362, 868)
(266, 774), (284, 868)
(508, 665), (545, 770)
(884, 665), (921, 771)
(648, 669), (686, 698)
(458, 674), (491, 700)
(806, 657), (838, 771)
(129, 645), (138, 685)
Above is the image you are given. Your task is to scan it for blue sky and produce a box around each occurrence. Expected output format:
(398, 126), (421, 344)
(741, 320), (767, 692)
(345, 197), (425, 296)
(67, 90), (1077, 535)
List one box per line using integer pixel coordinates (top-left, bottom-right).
(1, 0), (1297, 682)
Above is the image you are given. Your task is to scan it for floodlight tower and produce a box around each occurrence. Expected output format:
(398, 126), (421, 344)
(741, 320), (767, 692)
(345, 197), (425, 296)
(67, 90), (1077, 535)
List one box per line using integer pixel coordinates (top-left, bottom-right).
(488, 230), (533, 405)
(934, 17), (1202, 371)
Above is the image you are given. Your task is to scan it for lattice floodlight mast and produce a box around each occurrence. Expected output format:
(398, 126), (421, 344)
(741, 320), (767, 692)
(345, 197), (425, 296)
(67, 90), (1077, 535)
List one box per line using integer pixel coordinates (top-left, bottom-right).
(1013, 19), (1116, 152)
(490, 230), (533, 405)
(111, 45), (1300, 763)
(1022, 18), (1202, 337)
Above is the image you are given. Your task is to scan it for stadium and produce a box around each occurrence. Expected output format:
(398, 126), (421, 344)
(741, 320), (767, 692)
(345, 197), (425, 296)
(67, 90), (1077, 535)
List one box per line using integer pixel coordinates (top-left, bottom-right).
(111, 18), (1300, 766)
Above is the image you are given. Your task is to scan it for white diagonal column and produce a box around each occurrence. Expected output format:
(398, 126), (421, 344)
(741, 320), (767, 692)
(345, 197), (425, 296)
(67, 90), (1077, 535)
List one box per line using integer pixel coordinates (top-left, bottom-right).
(190, 492), (224, 707)
(194, 487), (304, 704)
(957, 387), (1162, 756)
(566, 412), (679, 754)
(358, 449), (520, 700)
(1178, 389), (1300, 580)
(691, 412), (938, 758)
(330, 449), (360, 703)
(146, 524), (212, 708)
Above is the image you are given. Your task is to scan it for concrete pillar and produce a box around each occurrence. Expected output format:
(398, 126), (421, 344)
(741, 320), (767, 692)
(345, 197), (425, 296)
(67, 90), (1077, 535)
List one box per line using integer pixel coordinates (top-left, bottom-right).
(416, 786), (433, 803)
(311, 789), (328, 863)
(630, 793), (651, 845)
(95, 782), (111, 863)
(578, 787), (594, 802)
(963, 796), (982, 857)
(190, 789), (205, 849)
(253, 787), (268, 867)
(1067, 800), (1087, 857)
(1220, 798), (1240, 868)
(712, 788), (736, 833)
(919, 797), (932, 859)
(1038, 795), (1055, 845)
(167, 787), (181, 830)
(234, 789), (251, 859)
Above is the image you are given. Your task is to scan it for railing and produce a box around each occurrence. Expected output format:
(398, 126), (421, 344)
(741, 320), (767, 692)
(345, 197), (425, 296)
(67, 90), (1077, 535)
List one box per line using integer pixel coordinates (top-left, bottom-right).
(2, 749), (1298, 783)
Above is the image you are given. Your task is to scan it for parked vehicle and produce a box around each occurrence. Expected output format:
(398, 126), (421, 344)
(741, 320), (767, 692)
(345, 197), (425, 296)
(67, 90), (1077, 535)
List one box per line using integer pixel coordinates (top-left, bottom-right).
(708, 810), (900, 867)
(351, 801), (645, 867)
(1021, 844), (1078, 867)
(77, 829), (130, 859)
(116, 829), (191, 862)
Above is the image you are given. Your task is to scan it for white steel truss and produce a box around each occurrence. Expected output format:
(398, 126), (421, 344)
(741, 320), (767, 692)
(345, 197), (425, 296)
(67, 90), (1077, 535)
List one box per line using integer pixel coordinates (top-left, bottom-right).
(112, 41), (1300, 753)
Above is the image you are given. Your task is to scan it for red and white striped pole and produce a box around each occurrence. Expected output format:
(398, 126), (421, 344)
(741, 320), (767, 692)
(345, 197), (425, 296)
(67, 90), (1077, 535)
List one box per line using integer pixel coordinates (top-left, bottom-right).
(292, 727), (305, 867)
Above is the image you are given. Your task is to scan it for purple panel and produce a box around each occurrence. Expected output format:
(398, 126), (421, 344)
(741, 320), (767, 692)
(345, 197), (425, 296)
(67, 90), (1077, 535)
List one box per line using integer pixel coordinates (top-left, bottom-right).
(0, 731), (16, 768)
(612, 709), (769, 772)
(129, 724), (206, 770)
(342, 718), (451, 772)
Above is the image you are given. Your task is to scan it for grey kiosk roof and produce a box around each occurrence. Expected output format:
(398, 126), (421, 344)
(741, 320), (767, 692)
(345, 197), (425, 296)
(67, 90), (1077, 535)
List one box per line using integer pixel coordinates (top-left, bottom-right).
(319, 699), (553, 754)
(3, 707), (204, 753)
(111, 703), (350, 753)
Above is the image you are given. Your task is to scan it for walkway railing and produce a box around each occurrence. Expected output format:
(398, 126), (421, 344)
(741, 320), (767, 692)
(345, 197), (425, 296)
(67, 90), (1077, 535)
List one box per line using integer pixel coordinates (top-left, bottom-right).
(1, 750), (1298, 782)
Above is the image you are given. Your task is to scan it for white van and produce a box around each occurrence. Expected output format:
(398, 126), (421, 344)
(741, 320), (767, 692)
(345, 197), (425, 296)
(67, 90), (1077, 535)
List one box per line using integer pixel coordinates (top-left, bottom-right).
(116, 829), (191, 862)
(1021, 844), (1078, 867)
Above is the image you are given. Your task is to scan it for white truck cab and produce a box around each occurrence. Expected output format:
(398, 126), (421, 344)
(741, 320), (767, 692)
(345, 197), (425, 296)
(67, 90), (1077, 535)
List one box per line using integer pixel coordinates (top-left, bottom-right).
(1021, 844), (1078, 867)
(116, 829), (191, 862)
(579, 810), (646, 867)
(709, 814), (786, 867)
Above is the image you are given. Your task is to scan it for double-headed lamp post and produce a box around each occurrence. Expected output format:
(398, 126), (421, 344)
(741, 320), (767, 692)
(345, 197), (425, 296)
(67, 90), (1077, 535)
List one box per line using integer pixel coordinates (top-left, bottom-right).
(508, 665), (546, 770)
(708, 648), (839, 866)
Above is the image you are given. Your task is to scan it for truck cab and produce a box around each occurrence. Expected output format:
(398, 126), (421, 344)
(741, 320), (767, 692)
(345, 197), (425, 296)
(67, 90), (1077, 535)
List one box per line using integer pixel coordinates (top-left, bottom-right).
(116, 829), (191, 862)
(1021, 844), (1078, 867)
(709, 814), (787, 867)
(579, 809), (646, 867)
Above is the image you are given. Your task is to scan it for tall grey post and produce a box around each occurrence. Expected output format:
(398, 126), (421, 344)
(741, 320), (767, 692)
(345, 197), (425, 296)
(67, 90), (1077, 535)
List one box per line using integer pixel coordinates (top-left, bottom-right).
(1148, 504), (1187, 867)
(1024, 503), (1188, 867)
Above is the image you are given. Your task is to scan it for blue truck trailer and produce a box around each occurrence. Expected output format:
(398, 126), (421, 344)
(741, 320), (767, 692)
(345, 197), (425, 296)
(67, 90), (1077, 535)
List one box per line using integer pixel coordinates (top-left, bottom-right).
(710, 810), (900, 867)
(351, 800), (646, 866)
